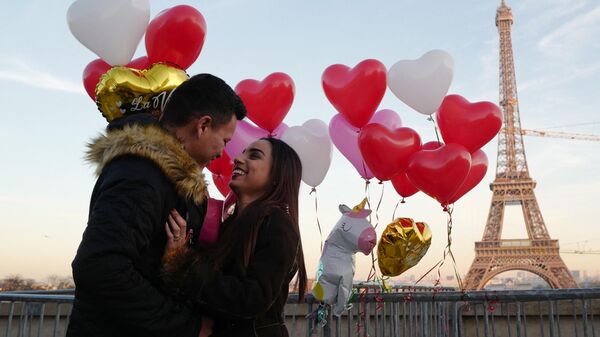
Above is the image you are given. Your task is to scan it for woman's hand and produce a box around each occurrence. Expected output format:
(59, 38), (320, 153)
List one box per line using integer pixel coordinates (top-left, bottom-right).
(164, 209), (188, 253)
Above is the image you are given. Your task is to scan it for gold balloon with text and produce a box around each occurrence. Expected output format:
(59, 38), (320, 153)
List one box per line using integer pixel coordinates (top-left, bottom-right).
(95, 63), (188, 122)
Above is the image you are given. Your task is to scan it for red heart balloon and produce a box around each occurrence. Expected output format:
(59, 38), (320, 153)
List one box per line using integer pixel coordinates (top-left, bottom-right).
(358, 124), (422, 181)
(207, 152), (233, 176)
(391, 172), (419, 199)
(208, 152), (233, 197)
(83, 57), (152, 101)
(145, 5), (207, 70)
(322, 59), (387, 128)
(406, 143), (472, 207)
(436, 94), (502, 153)
(448, 149), (488, 204)
(83, 59), (111, 100)
(212, 173), (232, 198)
(235, 73), (294, 133)
(127, 56), (151, 70)
(422, 141), (443, 150)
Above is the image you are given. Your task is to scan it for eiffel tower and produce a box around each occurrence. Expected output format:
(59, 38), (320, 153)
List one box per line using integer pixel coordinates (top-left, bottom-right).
(463, 0), (578, 290)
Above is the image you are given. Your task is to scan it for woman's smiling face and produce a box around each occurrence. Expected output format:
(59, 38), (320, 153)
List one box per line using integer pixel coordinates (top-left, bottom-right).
(229, 139), (273, 199)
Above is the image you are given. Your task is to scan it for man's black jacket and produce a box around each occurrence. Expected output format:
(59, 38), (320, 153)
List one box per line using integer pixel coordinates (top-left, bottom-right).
(67, 117), (207, 337)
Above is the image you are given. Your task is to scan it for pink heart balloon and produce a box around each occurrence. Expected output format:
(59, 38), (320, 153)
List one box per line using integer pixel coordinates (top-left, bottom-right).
(329, 114), (373, 179)
(370, 109), (402, 129)
(329, 109), (402, 180)
(224, 120), (288, 160)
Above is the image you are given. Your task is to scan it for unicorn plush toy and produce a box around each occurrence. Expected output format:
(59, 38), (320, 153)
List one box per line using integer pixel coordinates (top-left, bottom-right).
(312, 198), (377, 316)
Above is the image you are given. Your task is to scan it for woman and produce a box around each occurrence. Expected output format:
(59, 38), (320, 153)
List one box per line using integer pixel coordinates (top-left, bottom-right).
(162, 137), (307, 337)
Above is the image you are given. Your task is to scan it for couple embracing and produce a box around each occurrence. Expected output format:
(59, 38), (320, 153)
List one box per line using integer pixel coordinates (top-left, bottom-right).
(66, 74), (307, 337)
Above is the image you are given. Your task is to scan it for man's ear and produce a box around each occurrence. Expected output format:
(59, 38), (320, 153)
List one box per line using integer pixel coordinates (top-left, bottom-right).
(195, 116), (212, 136)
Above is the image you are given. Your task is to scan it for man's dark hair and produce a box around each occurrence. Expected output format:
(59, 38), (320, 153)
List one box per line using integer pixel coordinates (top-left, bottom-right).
(160, 73), (246, 128)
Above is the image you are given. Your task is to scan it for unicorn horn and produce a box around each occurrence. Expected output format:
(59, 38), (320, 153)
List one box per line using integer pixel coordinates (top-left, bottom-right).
(352, 198), (369, 213)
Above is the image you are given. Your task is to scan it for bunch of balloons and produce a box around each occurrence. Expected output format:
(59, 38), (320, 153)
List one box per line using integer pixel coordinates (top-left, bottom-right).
(405, 95), (501, 207)
(323, 51), (503, 208)
(207, 72), (334, 197)
(67, 1), (501, 207)
(68, 0), (207, 121)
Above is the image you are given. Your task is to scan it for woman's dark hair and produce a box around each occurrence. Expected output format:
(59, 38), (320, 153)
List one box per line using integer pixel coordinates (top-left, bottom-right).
(210, 137), (307, 301)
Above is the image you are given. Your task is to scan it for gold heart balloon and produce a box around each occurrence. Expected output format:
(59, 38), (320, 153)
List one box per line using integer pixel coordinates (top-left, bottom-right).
(95, 63), (189, 122)
(377, 217), (432, 277)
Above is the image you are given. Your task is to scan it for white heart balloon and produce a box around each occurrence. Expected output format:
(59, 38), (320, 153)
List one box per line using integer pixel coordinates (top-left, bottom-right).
(282, 119), (333, 188)
(388, 50), (454, 116)
(67, 0), (150, 65)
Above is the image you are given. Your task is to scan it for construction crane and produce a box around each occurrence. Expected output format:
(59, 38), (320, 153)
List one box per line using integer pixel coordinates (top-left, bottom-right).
(561, 249), (600, 255)
(560, 240), (600, 255)
(521, 129), (600, 141)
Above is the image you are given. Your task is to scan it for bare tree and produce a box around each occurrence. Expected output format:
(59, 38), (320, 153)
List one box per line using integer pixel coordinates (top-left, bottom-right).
(46, 274), (61, 289)
(57, 276), (74, 289)
(1, 274), (35, 291)
(43, 275), (75, 290)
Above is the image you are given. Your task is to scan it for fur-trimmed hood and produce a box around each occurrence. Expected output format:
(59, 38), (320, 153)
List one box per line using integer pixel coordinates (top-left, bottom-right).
(86, 124), (207, 205)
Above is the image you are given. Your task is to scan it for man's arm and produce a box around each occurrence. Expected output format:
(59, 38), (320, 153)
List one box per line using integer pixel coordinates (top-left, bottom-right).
(72, 158), (201, 337)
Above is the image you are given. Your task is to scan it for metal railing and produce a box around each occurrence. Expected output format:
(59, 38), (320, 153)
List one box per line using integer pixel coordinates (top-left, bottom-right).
(2, 288), (599, 337)
(0, 292), (73, 337)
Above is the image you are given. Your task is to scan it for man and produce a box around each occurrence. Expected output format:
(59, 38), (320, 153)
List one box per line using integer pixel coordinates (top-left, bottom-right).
(66, 74), (246, 337)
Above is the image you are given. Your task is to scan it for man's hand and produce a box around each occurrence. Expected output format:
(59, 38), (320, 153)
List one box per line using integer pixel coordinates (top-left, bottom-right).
(199, 316), (214, 337)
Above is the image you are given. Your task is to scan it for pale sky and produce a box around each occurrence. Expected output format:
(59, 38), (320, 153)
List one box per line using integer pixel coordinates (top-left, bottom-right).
(1, 0), (599, 287)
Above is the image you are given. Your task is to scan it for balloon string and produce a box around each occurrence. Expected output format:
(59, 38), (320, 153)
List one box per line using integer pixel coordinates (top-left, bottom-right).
(409, 206), (464, 297)
(364, 179), (372, 223)
(428, 115), (442, 144)
(432, 206), (464, 291)
(445, 206), (464, 290)
(402, 258), (443, 304)
(355, 251), (380, 335)
(360, 159), (370, 184)
(374, 181), (385, 229)
(355, 178), (380, 335)
(414, 260), (443, 286)
(356, 288), (367, 334)
(392, 199), (401, 221)
(309, 187), (323, 253)
(367, 256), (377, 284)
